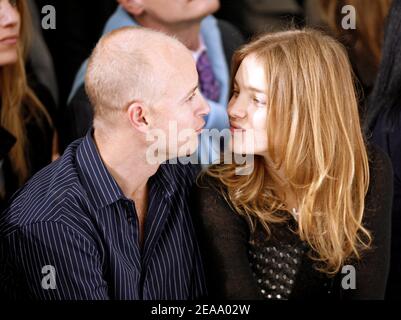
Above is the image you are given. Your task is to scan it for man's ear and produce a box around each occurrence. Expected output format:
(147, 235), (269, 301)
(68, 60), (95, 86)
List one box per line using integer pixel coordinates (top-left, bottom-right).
(127, 102), (149, 133)
(117, 0), (145, 16)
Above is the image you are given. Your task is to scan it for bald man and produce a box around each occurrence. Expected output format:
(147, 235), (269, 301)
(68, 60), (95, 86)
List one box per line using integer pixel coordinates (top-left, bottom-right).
(0, 27), (209, 300)
(61, 0), (244, 164)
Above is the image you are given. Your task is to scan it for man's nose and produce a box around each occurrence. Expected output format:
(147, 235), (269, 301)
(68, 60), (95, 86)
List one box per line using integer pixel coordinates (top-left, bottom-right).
(198, 95), (211, 117)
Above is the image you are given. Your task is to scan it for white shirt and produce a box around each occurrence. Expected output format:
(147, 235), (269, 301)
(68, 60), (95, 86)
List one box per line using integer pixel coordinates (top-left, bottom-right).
(191, 36), (207, 63)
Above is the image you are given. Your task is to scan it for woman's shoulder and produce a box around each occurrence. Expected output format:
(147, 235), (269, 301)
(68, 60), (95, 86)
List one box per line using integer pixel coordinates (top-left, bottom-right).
(367, 143), (393, 183)
(371, 111), (401, 157)
(195, 173), (229, 212)
(196, 172), (223, 192)
(193, 172), (249, 231)
(364, 142), (393, 228)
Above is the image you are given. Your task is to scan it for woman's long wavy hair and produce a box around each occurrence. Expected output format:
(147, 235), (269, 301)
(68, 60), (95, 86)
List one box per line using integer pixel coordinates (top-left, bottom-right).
(0, 0), (51, 187)
(206, 29), (371, 275)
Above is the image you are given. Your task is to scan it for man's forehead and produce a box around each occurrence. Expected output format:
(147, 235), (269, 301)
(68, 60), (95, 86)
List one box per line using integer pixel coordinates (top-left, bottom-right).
(153, 45), (195, 71)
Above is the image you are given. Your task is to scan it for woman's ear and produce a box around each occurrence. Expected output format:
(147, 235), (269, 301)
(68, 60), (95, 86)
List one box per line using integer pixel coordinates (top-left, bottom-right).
(117, 0), (145, 16)
(127, 102), (149, 133)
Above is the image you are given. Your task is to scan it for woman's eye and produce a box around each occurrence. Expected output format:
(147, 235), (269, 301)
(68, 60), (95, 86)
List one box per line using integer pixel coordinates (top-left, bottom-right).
(9, 0), (17, 7)
(232, 90), (239, 97)
(254, 98), (266, 106)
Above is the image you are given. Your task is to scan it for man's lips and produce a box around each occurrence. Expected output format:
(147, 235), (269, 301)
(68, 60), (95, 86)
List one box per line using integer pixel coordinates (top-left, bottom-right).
(195, 121), (206, 133)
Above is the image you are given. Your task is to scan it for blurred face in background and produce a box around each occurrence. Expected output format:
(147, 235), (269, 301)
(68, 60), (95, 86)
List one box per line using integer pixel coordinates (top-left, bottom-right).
(124, 0), (220, 25)
(0, 0), (20, 66)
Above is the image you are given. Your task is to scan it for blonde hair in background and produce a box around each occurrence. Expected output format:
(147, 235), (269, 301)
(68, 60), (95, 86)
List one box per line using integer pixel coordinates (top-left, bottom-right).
(319, 0), (392, 70)
(206, 29), (371, 275)
(0, 0), (52, 187)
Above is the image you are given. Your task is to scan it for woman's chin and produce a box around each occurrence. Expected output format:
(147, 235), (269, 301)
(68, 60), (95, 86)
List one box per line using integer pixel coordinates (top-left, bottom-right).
(0, 52), (18, 66)
(230, 139), (258, 155)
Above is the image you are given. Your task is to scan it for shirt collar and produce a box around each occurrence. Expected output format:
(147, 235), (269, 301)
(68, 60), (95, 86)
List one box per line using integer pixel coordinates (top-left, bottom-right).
(192, 35), (207, 62)
(76, 129), (126, 211)
(76, 129), (179, 211)
(150, 162), (178, 199)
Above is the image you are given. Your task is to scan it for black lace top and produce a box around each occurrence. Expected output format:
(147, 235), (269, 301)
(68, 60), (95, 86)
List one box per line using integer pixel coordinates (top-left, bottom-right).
(247, 218), (334, 300)
(193, 144), (393, 300)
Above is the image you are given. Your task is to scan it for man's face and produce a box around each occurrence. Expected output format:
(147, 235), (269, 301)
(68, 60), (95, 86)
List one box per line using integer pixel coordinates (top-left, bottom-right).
(146, 47), (210, 161)
(140, 0), (220, 25)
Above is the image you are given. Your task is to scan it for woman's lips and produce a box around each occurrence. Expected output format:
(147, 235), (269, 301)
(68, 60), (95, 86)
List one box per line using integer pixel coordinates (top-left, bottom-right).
(0, 36), (18, 45)
(230, 125), (245, 134)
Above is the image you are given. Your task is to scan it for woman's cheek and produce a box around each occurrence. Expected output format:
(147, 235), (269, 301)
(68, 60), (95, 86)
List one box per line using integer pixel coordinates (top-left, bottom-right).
(251, 108), (268, 130)
(251, 108), (268, 153)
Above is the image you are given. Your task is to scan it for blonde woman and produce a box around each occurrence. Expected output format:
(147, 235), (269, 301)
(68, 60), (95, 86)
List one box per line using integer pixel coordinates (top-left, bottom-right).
(0, 0), (54, 211)
(195, 29), (393, 300)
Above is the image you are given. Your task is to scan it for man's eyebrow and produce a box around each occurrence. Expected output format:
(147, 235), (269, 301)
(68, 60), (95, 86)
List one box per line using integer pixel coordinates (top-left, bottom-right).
(182, 84), (198, 102)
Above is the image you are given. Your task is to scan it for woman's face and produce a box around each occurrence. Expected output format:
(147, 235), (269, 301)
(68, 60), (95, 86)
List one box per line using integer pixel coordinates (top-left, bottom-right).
(228, 54), (269, 156)
(0, 0), (20, 66)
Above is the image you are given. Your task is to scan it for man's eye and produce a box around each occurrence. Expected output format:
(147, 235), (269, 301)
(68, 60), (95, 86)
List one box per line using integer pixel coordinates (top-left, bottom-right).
(9, 0), (17, 7)
(187, 91), (196, 102)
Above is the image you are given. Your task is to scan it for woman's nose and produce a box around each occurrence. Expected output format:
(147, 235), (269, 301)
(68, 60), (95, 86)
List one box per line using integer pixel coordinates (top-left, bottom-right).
(0, 1), (19, 28)
(228, 98), (247, 120)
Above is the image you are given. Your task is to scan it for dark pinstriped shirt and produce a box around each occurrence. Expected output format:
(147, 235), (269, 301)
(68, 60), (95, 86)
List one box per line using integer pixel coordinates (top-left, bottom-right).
(0, 130), (206, 300)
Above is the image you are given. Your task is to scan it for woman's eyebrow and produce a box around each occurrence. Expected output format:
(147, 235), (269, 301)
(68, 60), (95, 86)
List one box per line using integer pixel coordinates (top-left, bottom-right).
(233, 79), (265, 94)
(245, 86), (265, 94)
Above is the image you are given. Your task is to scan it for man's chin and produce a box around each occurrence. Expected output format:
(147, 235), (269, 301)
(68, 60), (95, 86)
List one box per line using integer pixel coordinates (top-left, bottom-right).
(177, 147), (198, 159)
(163, 148), (198, 163)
